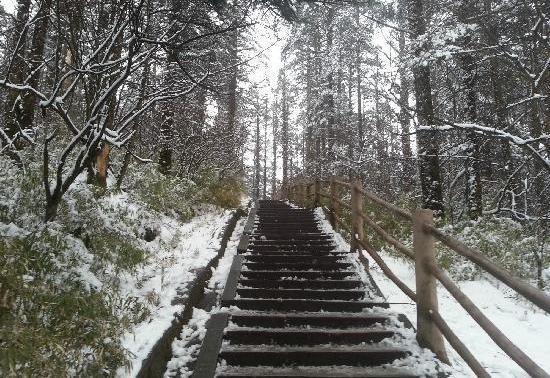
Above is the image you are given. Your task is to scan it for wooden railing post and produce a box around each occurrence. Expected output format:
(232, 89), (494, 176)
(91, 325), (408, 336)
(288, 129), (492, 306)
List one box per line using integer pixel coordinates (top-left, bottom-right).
(413, 209), (449, 363)
(314, 179), (321, 207)
(329, 177), (337, 228)
(350, 180), (364, 252)
(300, 182), (306, 207)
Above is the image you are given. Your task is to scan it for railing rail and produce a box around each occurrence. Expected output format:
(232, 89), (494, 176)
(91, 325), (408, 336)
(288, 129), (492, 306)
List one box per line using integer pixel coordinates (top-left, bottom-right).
(282, 177), (550, 378)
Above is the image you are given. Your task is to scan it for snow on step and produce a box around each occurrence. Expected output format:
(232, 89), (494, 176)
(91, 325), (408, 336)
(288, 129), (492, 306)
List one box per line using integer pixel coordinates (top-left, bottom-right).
(217, 365), (418, 377)
(190, 200), (427, 378)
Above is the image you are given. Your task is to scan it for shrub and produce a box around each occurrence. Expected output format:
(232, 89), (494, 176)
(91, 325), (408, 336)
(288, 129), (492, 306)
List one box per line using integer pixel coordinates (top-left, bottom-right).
(124, 164), (196, 221)
(196, 171), (244, 209)
(0, 232), (130, 377)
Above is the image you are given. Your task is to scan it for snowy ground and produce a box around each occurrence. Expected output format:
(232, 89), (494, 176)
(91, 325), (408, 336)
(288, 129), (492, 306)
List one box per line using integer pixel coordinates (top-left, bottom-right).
(315, 208), (550, 377)
(116, 208), (235, 377)
(163, 216), (247, 377)
(369, 254), (550, 377)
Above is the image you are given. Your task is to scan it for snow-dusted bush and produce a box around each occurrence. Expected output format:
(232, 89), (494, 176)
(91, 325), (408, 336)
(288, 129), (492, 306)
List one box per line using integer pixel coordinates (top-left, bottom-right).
(0, 152), (240, 375)
(0, 226), (132, 376)
(195, 171), (245, 209)
(123, 164), (197, 221)
(438, 217), (548, 287)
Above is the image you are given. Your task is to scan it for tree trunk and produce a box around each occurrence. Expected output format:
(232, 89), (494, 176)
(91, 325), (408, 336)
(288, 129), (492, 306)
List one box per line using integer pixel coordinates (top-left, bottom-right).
(325, 7), (335, 164)
(3, 0), (32, 144)
(272, 99), (278, 197)
(457, 0), (482, 219)
(281, 73), (289, 190)
(355, 5), (364, 152)
(408, 0), (445, 216)
(263, 99), (268, 199)
(19, 0), (54, 131)
(253, 107), (261, 200)
(398, 0), (413, 191)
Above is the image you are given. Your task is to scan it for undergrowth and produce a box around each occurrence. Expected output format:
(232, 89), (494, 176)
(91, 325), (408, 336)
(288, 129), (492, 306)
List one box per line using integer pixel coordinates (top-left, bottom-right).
(0, 152), (243, 376)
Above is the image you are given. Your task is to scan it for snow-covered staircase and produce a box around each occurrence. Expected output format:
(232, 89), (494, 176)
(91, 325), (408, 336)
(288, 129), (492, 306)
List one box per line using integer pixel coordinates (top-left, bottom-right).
(192, 200), (425, 377)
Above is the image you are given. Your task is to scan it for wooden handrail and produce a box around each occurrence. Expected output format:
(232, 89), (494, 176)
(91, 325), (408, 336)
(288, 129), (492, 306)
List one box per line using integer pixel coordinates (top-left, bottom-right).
(431, 263), (550, 377)
(359, 213), (549, 374)
(319, 191), (331, 198)
(327, 207), (490, 377)
(359, 210), (414, 260)
(333, 196), (352, 210)
(426, 224), (550, 314)
(330, 209), (416, 300)
(297, 177), (550, 315)
(358, 187), (413, 221)
(428, 310), (491, 378)
(333, 179), (352, 189)
(284, 177), (550, 378)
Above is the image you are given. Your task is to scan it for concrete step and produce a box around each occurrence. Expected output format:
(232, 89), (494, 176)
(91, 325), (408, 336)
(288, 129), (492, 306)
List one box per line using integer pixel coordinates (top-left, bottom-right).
(240, 270), (357, 280)
(235, 288), (366, 300)
(237, 279), (363, 290)
(222, 299), (389, 312)
(242, 262), (353, 271)
(242, 255), (346, 263)
(224, 327), (395, 345)
(228, 311), (393, 329)
(219, 345), (409, 367)
(217, 366), (418, 377)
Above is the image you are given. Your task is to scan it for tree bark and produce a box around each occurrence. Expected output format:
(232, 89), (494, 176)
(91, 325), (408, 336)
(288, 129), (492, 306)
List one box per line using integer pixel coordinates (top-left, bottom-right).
(281, 72), (289, 190)
(355, 5), (364, 152)
(3, 0), (32, 144)
(271, 99), (278, 197)
(408, 0), (445, 216)
(19, 0), (54, 131)
(457, 0), (482, 219)
(398, 0), (413, 191)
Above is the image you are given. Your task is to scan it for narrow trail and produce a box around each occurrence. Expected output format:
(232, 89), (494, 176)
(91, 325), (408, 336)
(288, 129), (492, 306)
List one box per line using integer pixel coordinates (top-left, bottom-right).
(191, 200), (440, 377)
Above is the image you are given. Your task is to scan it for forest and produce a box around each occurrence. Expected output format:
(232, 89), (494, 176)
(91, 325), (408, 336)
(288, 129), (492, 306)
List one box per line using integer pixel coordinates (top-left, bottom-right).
(0, 0), (549, 376)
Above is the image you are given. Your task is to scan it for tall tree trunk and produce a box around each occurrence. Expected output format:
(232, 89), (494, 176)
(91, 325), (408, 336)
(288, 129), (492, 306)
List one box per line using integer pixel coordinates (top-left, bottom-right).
(305, 52), (314, 175)
(3, 0), (32, 144)
(263, 99), (268, 199)
(325, 7), (335, 165)
(253, 107), (261, 200)
(271, 99), (278, 197)
(19, 0), (54, 131)
(457, 0), (482, 219)
(281, 74), (289, 190)
(397, 0), (413, 191)
(408, 0), (445, 215)
(227, 29), (238, 133)
(159, 0), (183, 175)
(94, 4), (124, 187)
(355, 5), (363, 152)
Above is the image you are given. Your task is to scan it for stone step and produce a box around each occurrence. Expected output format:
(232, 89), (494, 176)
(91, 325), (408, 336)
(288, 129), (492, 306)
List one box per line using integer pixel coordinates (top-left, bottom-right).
(217, 366), (418, 377)
(249, 240), (334, 245)
(242, 255), (346, 263)
(242, 262), (353, 271)
(243, 250), (353, 256)
(224, 327), (395, 345)
(235, 288), (366, 300)
(219, 345), (409, 367)
(248, 245), (336, 254)
(240, 270), (357, 280)
(249, 234), (332, 240)
(222, 299), (389, 312)
(228, 311), (393, 329)
(237, 279), (363, 290)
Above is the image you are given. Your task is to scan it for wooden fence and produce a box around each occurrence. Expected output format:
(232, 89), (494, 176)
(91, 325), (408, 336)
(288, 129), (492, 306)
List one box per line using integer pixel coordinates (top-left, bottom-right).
(281, 178), (550, 378)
